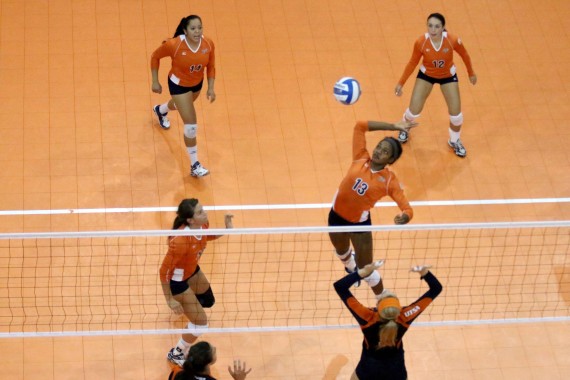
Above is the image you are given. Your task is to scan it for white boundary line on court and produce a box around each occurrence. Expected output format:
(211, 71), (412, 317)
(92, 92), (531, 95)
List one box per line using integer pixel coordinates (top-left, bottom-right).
(0, 197), (569, 216)
(0, 317), (568, 338)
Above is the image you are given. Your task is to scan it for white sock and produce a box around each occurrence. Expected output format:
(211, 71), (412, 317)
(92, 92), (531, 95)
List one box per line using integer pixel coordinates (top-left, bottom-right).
(187, 147), (198, 164)
(449, 128), (460, 143)
(176, 338), (191, 355)
(159, 103), (170, 115)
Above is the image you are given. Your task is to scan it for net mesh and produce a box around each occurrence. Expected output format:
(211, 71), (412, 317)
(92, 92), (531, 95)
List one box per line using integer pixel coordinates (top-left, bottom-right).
(0, 222), (569, 335)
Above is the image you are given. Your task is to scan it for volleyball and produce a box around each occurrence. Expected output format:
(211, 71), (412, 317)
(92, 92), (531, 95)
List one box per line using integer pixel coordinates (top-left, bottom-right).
(333, 77), (361, 105)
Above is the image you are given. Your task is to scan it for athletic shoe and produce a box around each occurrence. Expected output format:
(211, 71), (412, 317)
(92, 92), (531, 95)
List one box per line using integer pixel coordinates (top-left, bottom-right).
(448, 139), (467, 157)
(344, 252), (360, 287)
(167, 347), (186, 367)
(191, 161), (210, 177)
(398, 130), (409, 143)
(153, 105), (170, 129)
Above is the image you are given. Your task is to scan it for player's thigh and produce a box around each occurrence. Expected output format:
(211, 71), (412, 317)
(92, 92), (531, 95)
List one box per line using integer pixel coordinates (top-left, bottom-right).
(171, 92), (197, 124)
(350, 232), (373, 265)
(440, 82), (461, 115)
(350, 371), (359, 380)
(187, 269), (211, 295)
(174, 289), (207, 324)
(328, 232), (351, 252)
(408, 78), (434, 114)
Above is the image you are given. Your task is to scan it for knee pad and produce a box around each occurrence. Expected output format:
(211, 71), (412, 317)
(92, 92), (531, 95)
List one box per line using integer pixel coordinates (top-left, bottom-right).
(187, 321), (208, 337)
(403, 108), (421, 122)
(184, 124), (197, 138)
(449, 113), (463, 127)
(196, 287), (215, 308)
(362, 270), (381, 288)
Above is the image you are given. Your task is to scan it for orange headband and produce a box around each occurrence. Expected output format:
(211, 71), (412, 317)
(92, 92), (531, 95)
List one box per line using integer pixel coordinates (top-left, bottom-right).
(377, 297), (401, 312)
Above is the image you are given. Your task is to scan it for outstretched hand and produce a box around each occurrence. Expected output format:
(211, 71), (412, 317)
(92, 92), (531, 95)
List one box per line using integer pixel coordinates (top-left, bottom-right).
(394, 213), (410, 225)
(357, 260), (385, 279)
(410, 265), (432, 277)
(228, 360), (252, 380)
(394, 120), (418, 132)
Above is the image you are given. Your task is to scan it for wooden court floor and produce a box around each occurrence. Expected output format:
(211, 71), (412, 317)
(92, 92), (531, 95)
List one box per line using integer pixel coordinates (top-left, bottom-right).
(0, 0), (569, 378)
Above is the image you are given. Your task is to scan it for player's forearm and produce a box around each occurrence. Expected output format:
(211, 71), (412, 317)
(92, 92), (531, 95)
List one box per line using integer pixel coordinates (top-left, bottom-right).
(151, 68), (160, 83)
(161, 282), (173, 301)
(367, 121), (398, 131)
(207, 77), (215, 90)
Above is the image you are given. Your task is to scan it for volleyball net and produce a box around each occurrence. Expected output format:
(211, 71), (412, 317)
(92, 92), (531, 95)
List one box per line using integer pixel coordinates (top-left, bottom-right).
(0, 221), (569, 337)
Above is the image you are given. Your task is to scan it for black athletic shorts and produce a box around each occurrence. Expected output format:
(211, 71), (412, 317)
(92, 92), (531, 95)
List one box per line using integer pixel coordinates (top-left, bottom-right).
(328, 208), (371, 233)
(355, 352), (407, 380)
(417, 70), (458, 85)
(169, 265), (201, 296)
(168, 78), (204, 95)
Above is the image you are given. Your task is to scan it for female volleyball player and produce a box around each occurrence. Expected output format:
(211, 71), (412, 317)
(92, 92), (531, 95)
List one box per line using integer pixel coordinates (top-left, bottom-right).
(329, 120), (416, 297)
(395, 12), (477, 157)
(150, 15), (216, 177)
(334, 261), (442, 380)
(168, 341), (252, 380)
(160, 198), (233, 367)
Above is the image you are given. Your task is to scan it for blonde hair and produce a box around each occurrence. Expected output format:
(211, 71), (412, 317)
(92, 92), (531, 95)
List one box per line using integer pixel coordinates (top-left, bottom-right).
(376, 290), (401, 349)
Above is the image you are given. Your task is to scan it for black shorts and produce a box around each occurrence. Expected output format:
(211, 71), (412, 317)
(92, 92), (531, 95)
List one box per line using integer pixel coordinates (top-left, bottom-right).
(417, 70), (458, 85)
(328, 208), (371, 233)
(169, 265), (201, 296)
(168, 78), (204, 95)
(355, 352), (407, 380)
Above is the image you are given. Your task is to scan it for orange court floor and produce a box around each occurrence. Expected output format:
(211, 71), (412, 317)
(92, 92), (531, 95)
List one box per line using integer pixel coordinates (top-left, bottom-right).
(0, 0), (570, 379)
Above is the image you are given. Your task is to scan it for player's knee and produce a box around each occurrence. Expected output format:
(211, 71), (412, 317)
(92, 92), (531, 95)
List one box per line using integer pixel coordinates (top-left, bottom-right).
(362, 270), (381, 288)
(184, 123), (197, 138)
(403, 108), (421, 122)
(196, 287), (215, 308)
(449, 113), (463, 127)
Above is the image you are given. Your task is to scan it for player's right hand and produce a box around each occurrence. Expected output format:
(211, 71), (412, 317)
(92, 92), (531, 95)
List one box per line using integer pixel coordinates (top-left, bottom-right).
(152, 82), (162, 94)
(394, 121), (418, 132)
(410, 265), (432, 277)
(168, 299), (184, 314)
(357, 260), (385, 279)
(394, 84), (403, 97)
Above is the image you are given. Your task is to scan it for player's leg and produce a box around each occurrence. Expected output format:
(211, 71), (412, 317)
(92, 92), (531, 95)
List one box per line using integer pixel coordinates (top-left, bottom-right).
(187, 268), (215, 309)
(167, 280), (208, 366)
(328, 210), (357, 273)
(171, 90), (209, 177)
(350, 232), (383, 296)
(398, 77), (433, 143)
(440, 81), (465, 157)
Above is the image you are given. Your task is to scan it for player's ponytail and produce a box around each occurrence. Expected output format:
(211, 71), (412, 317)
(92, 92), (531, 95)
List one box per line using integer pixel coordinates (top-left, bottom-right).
(427, 12), (446, 31)
(172, 198), (199, 229)
(377, 301), (401, 349)
(174, 341), (215, 379)
(173, 15), (203, 38)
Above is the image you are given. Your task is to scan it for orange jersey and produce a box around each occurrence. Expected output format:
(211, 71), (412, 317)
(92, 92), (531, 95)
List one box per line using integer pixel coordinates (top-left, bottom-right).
(332, 121), (413, 223)
(398, 32), (474, 86)
(150, 35), (215, 87)
(159, 224), (217, 283)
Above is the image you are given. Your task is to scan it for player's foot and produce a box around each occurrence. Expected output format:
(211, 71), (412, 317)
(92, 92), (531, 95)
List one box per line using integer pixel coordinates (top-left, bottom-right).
(448, 139), (467, 157)
(153, 105), (170, 129)
(344, 253), (360, 287)
(191, 161), (210, 177)
(398, 130), (408, 143)
(167, 347), (186, 367)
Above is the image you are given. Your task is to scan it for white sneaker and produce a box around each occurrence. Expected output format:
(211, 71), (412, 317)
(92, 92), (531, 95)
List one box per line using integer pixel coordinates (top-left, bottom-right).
(191, 161), (210, 177)
(153, 105), (170, 129)
(448, 139), (467, 157)
(167, 347), (185, 367)
(398, 130), (409, 143)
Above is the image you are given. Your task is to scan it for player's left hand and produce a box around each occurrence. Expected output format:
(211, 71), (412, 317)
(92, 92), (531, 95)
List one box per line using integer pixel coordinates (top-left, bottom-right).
(394, 120), (418, 132)
(410, 265), (432, 277)
(469, 75), (477, 85)
(394, 213), (410, 224)
(357, 260), (385, 279)
(228, 359), (252, 380)
(224, 214), (234, 228)
(207, 88), (216, 103)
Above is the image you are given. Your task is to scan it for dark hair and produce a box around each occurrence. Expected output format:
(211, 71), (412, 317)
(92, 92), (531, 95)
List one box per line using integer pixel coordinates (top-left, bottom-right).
(174, 342), (215, 379)
(383, 137), (403, 163)
(427, 13), (446, 30)
(172, 198), (199, 229)
(173, 15), (203, 38)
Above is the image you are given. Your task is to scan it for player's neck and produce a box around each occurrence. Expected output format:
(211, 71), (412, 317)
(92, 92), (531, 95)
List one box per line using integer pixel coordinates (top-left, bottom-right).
(430, 35), (443, 48)
(370, 163), (386, 172)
